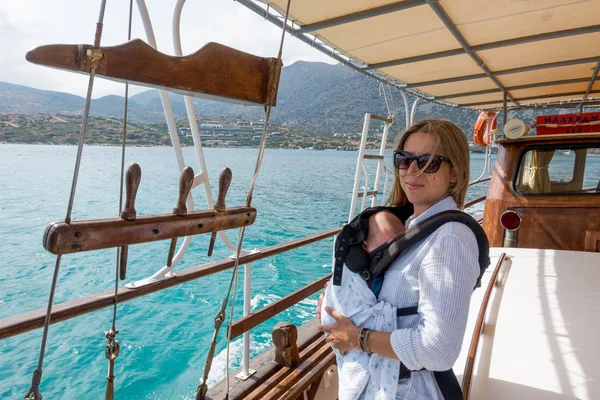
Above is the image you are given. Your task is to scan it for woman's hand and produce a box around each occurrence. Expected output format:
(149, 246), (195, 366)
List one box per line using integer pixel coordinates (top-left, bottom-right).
(316, 281), (328, 320)
(320, 307), (360, 354)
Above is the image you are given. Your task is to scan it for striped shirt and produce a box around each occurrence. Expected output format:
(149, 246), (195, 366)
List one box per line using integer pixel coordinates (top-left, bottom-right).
(367, 196), (480, 399)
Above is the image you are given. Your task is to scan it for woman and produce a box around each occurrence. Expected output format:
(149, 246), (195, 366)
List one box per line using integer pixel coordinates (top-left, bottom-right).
(319, 119), (480, 399)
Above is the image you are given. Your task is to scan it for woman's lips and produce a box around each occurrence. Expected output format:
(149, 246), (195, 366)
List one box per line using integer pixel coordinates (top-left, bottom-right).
(406, 182), (423, 190)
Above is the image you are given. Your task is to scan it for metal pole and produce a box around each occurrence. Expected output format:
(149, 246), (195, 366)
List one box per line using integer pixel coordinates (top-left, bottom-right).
(241, 263), (253, 378)
(400, 91), (410, 129)
(410, 98), (419, 125)
(503, 92), (508, 126)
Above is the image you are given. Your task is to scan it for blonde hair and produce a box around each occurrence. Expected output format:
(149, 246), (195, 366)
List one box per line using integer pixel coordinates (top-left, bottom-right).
(387, 119), (470, 209)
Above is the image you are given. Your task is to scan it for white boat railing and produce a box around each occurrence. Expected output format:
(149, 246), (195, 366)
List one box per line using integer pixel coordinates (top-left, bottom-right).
(348, 113), (395, 222)
(134, 0), (257, 378)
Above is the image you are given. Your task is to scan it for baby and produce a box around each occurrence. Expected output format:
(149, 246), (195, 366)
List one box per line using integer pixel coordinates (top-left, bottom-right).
(362, 211), (406, 253)
(319, 210), (406, 400)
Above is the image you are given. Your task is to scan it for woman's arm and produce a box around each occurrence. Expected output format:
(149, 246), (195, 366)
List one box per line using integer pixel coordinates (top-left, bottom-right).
(321, 226), (479, 367)
(388, 229), (479, 370)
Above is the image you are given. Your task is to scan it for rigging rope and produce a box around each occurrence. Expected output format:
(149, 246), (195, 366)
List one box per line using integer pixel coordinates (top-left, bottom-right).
(105, 1), (134, 398)
(195, 1), (292, 399)
(24, 2), (109, 399)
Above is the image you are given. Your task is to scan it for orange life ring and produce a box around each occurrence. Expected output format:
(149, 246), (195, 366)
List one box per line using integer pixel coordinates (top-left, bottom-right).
(473, 111), (497, 147)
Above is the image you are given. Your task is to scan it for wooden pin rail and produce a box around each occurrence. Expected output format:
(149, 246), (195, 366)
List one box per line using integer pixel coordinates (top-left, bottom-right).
(26, 39), (282, 106)
(43, 207), (255, 254)
(0, 227), (341, 340)
(462, 252), (507, 400)
(229, 274), (332, 339)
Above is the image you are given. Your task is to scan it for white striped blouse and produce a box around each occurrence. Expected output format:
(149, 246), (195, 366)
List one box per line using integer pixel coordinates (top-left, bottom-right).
(369, 196), (480, 399)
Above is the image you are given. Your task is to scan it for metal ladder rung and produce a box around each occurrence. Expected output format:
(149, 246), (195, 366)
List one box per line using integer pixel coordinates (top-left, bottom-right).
(363, 154), (384, 160)
(357, 190), (380, 198)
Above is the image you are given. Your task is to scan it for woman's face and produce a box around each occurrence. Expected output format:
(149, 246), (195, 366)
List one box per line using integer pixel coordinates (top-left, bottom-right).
(398, 131), (456, 216)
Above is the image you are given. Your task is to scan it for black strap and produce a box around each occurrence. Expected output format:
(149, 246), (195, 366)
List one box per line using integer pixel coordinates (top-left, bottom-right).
(396, 306), (463, 400)
(396, 306), (418, 317)
(370, 210), (490, 289)
(333, 205), (414, 287)
(433, 370), (463, 400)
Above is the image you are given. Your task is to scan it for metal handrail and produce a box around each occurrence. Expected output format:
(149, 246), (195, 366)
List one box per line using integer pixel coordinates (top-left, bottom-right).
(0, 227), (341, 341)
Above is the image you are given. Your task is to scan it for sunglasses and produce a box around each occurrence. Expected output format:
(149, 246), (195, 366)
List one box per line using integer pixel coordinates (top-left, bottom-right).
(393, 150), (452, 173)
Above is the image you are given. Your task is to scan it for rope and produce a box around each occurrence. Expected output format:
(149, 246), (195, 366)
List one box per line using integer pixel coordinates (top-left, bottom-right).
(195, 1), (292, 398)
(105, 1), (134, 399)
(379, 83), (394, 119)
(24, 2), (109, 399)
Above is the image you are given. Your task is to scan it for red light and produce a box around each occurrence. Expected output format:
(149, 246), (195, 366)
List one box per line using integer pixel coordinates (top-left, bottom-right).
(500, 210), (522, 231)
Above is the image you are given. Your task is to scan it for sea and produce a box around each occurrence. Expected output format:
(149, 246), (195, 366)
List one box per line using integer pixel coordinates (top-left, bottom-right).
(0, 143), (582, 399)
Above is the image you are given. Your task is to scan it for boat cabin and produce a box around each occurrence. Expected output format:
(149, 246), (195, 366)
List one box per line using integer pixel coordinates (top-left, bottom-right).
(483, 133), (600, 252)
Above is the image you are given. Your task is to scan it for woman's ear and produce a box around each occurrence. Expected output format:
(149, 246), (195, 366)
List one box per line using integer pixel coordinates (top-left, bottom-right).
(449, 168), (458, 184)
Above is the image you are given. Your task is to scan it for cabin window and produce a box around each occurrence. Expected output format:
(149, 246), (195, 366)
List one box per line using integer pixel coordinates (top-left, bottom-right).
(514, 146), (600, 195)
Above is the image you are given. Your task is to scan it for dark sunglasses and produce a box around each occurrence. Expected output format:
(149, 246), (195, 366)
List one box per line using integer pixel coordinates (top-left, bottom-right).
(393, 150), (452, 173)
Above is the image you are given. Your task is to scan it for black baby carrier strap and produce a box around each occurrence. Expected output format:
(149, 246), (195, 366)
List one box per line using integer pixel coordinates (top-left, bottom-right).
(333, 208), (490, 290)
(333, 205), (491, 400)
(332, 204), (414, 286)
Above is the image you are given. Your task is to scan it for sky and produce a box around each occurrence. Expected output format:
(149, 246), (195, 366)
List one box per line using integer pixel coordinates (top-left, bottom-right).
(0, 0), (335, 98)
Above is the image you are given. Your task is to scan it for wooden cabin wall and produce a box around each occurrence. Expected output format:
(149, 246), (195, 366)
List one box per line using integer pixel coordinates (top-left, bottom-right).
(483, 139), (600, 252)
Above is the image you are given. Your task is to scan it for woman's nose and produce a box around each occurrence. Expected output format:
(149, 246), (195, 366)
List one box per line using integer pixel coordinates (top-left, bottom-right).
(406, 159), (421, 175)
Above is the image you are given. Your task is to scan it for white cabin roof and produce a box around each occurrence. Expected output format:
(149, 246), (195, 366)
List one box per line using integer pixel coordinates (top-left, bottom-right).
(456, 247), (600, 399)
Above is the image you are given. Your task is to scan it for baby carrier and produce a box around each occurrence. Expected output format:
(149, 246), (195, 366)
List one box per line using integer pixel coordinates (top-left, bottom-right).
(332, 205), (491, 400)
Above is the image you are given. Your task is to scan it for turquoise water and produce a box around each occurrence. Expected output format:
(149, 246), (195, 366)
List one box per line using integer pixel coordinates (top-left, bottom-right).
(0, 145), (493, 399)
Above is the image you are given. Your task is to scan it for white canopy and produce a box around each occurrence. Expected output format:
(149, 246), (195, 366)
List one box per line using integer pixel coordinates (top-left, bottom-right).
(240, 0), (600, 110)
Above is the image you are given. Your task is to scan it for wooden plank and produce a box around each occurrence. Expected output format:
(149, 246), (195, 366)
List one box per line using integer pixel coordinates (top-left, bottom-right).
(206, 318), (323, 400)
(260, 342), (333, 400)
(244, 335), (327, 400)
(43, 206), (256, 254)
(305, 373), (324, 400)
(0, 229), (340, 340)
(229, 274), (331, 339)
(280, 353), (336, 400)
(26, 39), (282, 106)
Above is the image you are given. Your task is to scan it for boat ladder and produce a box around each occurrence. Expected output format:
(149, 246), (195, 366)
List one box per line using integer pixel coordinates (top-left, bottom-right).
(348, 113), (394, 222)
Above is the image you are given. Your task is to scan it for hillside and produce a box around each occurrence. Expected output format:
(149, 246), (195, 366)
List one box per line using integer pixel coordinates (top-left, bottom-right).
(0, 61), (480, 137)
(1, 61), (592, 143)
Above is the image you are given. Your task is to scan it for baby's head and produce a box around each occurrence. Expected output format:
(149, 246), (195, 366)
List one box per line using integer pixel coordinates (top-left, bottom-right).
(363, 211), (405, 253)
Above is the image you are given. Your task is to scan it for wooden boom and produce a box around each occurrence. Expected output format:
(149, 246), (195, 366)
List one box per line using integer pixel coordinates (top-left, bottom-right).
(43, 207), (256, 255)
(26, 39), (282, 106)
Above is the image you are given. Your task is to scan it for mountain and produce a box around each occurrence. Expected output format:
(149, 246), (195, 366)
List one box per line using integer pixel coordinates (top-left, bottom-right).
(2, 61), (579, 138)
(0, 81), (83, 114)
